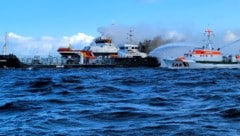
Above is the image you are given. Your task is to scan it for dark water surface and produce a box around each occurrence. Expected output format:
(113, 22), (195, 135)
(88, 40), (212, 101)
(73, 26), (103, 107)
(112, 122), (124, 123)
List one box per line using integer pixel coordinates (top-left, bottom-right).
(0, 68), (239, 135)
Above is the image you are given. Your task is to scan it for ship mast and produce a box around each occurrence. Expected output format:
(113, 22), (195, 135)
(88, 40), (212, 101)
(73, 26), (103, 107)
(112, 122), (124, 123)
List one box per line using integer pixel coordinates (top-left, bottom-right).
(127, 29), (134, 44)
(205, 28), (214, 50)
(2, 32), (8, 55)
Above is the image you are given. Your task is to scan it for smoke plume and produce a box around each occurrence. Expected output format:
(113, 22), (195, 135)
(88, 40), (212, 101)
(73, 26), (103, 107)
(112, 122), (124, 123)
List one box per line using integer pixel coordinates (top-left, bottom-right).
(97, 24), (185, 53)
(139, 36), (173, 54)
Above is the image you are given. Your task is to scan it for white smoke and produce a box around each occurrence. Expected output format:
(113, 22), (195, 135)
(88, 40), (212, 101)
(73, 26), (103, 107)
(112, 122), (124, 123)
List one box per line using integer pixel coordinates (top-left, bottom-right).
(0, 32), (94, 57)
(164, 31), (185, 41)
(97, 24), (185, 45)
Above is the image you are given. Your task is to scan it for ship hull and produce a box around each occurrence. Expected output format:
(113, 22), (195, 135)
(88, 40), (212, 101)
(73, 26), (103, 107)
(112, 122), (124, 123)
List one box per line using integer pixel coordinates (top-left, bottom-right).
(163, 59), (240, 69)
(0, 54), (22, 68)
(112, 57), (160, 67)
(29, 57), (160, 69)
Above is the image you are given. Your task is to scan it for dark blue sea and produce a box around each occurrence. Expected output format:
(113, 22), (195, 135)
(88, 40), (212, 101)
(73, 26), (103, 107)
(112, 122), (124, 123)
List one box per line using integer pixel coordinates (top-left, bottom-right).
(0, 68), (239, 135)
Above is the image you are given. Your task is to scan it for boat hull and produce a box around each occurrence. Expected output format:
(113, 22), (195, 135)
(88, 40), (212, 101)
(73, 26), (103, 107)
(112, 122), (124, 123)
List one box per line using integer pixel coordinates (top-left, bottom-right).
(112, 56), (160, 67)
(0, 54), (23, 68)
(29, 57), (160, 69)
(163, 59), (240, 69)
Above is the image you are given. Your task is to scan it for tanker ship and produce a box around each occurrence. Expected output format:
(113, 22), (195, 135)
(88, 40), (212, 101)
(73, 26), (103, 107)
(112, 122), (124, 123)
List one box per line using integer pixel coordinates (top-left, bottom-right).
(57, 36), (160, 68)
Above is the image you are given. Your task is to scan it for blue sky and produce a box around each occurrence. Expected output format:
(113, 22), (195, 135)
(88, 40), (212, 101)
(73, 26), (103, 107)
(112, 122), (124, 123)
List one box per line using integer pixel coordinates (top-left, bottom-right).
(1, 0), (240, 57)
(1, 0), (240, 37)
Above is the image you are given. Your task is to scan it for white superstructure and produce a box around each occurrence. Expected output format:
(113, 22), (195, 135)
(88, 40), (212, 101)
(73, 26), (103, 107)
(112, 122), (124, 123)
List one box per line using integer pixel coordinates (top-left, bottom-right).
(84, 37), (119, 54)
(118, 43), (147, 58)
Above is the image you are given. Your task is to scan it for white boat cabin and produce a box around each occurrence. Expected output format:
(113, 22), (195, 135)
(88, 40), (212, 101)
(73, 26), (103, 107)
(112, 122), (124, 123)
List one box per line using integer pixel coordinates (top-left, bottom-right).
(84, 37), (119, 54)
(183, 47), (223, 62)
(118, 44), (147, 58)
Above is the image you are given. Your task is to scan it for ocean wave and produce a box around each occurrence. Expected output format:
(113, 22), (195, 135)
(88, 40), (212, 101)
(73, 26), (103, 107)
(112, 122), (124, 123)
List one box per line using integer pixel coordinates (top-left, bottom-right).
(0, 68), (239, 135)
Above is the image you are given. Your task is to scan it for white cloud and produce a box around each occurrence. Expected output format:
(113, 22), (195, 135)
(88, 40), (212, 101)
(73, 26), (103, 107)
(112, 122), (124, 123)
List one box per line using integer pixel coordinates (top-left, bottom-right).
(40, 36), (54, 41)
(63, 33), (94, 45)
(164, 31), (185, 41)
(1, 32), (94, 57)
(224, 31), (239, 42)
(8, 32), (32, 42)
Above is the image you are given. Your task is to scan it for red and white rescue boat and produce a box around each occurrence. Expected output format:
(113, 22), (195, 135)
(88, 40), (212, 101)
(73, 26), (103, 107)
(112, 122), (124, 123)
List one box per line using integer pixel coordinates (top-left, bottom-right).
(163, 28), (240, 69)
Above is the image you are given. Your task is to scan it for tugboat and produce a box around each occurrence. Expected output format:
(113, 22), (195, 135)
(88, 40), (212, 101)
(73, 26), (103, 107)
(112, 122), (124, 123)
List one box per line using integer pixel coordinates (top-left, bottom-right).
(163, 28), (240, 69)
(0, 33), (23, 68)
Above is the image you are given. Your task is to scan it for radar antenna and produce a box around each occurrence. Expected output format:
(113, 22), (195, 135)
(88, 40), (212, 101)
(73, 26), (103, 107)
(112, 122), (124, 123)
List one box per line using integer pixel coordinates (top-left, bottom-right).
(127, 28), (134, 44)
(204, 28), (214, 50)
